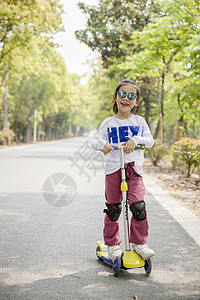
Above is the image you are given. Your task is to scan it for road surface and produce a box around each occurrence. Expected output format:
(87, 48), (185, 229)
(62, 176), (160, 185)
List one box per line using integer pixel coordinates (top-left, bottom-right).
(0, 137), (200, 300)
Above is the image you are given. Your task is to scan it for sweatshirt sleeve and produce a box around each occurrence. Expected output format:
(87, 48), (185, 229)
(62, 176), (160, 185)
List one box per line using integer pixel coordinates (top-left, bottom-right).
(130, 118), (154, 148)
(91, 119), (108, 151)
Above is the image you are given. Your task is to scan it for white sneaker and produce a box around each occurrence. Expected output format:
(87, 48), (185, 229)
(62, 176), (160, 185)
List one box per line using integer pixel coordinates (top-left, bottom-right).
(107, 245), (122, 260)
(132, 244), (155, 260)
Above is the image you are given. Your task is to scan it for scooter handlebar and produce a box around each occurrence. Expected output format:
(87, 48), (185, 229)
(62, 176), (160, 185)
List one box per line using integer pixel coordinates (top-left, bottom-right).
(111, 144), (145, 151)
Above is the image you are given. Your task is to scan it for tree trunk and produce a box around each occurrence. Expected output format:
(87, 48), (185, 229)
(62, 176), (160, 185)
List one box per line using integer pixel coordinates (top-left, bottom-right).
(172, 115), (183, 170)
(153, 119), (159, 139)
(160, 68), (165, 119)
(158, 113), (163, 143)
(172, 94), (183, 170)
(183, 119), (188, 136)
(174, 115), (183, 143)
(160, 66), (165, 141)
(13, 120), (20, 143)
(26, 119), (32, 143)
(174, 94), (183, 143)
(47, 125), (52, 140)
(37, 123), (41, 141)
(144, 96), (150, 127)
(154, 74), (164, 140)
(41, 114), (45, 141)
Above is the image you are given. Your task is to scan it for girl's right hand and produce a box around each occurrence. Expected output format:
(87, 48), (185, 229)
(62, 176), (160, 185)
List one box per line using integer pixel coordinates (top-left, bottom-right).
(102, 142), (114, 155)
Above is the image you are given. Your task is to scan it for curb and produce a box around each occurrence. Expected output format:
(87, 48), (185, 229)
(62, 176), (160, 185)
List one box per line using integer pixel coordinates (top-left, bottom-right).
(143, 174), (200, 247)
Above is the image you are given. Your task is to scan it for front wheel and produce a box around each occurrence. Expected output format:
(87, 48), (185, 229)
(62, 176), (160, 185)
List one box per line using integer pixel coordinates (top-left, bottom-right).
(144, 258), (152, 276)
(113, 256), (121, 277)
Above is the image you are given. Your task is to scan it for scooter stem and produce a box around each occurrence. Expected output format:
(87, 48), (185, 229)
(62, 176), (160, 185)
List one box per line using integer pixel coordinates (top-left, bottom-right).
(120, 146), (130, 251)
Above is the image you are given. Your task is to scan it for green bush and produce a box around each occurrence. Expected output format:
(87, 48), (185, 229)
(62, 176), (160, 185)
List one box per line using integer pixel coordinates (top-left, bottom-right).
(148, 139), (168, 166)
(172, 138), (200, 178)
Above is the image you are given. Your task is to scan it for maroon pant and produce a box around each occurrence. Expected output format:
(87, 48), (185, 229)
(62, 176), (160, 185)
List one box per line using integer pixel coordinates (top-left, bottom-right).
(103, 162), (149, 246)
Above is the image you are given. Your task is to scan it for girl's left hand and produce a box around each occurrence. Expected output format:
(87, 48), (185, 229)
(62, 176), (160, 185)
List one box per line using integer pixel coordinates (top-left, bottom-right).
(122, 139), (136, 154)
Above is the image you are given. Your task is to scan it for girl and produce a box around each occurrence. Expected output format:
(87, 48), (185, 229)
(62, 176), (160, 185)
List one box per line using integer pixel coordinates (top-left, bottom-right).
(92, 79), (155, 261)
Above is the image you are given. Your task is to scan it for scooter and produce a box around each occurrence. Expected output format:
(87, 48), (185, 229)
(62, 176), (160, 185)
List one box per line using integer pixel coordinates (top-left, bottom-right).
(96, 144), (152, 277)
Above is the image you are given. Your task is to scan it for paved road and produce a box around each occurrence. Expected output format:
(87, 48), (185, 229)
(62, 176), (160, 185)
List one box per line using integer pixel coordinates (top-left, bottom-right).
(0, 137), (200, 300)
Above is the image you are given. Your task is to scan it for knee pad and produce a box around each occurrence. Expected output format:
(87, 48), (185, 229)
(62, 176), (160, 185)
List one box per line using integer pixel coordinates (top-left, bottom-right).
(129, 200), (146, 221)
(103, 202), (122, 222)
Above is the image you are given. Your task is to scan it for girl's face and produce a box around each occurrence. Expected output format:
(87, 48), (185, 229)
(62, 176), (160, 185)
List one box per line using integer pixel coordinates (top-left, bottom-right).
(113, 83), (140, 118)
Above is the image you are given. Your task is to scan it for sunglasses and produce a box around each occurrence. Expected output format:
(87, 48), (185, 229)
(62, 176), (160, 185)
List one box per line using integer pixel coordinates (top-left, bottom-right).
(117, 90), (136, 100)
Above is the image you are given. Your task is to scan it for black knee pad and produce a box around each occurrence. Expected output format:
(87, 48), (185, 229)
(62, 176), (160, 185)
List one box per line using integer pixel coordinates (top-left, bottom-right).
(130, 200), (146, 221)
(103, 202), (122, 222)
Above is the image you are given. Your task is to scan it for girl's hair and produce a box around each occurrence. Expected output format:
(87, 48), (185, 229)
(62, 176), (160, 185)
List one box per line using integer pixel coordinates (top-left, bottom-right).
(113, 79), (140, 114)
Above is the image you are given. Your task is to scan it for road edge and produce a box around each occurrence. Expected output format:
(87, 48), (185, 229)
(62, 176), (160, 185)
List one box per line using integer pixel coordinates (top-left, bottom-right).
(143, 173), (200, 247)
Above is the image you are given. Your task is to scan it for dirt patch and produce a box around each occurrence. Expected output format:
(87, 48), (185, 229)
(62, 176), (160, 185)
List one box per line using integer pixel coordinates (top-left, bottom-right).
(143, 157), (200, 217)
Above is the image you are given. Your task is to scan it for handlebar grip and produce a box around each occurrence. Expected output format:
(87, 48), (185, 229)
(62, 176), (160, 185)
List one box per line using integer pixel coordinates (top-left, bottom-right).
(135, 144), (145, 150)
(111, 144), (145, 150)
(111, 145), (120, 150)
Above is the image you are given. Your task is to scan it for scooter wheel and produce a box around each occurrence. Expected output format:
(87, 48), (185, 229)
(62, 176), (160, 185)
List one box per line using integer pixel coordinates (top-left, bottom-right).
(96, 246), (103, 261)
(113, 256), (121, 277)
(144, 258), (152, 276)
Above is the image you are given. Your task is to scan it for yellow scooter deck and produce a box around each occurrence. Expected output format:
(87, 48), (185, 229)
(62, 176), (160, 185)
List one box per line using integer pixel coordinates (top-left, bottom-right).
(122, 250), (145, 269)
(96, 241), (145, 269)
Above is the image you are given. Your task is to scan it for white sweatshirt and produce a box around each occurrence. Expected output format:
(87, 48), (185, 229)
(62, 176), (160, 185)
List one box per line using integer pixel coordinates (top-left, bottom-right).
(91, 115), (154, 176)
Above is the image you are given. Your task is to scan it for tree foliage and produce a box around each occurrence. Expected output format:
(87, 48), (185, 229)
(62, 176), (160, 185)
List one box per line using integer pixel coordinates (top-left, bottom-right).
(75, 0), (160, 68)
(173, 138), (200, 177)
(0, 0), (64, 73)
(1, 0), (200, 147)
(0, 1), (97, 144)
(76, 0), (200, 143)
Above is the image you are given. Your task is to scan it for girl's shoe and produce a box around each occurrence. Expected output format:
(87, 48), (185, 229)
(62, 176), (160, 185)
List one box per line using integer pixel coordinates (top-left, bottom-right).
(107, 245), (122, 260)
(132, 243), (155, 260)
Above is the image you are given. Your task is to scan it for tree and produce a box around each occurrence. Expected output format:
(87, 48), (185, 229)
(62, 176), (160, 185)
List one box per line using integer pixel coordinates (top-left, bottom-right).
(7, 37), (73, 142)
(75, 0), (164, 132)
(75, 0), (160, 68)
(117, 0), (200, 141)
(0, 0), (64, 74)
(76, 0), (200, 143)
(173, 138), (200, 177)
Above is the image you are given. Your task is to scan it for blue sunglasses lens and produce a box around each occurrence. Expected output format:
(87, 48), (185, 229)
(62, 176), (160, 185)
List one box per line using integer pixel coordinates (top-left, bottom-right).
(118, 90), (136, 100)
(118, 90), (126, 98)
(128, 93), (136, 100)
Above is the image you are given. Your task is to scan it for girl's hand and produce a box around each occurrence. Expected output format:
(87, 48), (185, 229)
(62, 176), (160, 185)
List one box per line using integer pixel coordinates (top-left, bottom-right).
(122, 139), (136, 154)
(102, 142), (114, 155)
